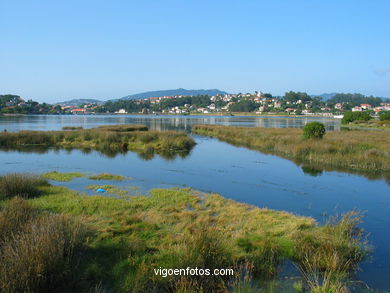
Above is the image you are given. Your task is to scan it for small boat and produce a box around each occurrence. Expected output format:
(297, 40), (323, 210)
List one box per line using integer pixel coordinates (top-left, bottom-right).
(333, 115), (344, 119)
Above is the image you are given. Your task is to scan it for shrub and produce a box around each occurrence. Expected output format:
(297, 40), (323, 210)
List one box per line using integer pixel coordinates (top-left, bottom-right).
(303, 122), (326, 139)
(0, 173), (48, 199)
(379, 111), (390, 121)
(341, 111), (372, 124)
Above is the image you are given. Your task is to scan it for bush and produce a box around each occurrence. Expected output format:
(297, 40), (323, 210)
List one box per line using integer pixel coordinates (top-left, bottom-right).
(341, 111), (372, 124)
(379, 111), (390, 121)
(303, 122), (326, 139)
(0, 173), (48, 199)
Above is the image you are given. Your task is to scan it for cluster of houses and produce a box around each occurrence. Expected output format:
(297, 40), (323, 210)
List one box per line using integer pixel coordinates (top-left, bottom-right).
(352, 103), (390, 113)
(61, 104), (99, 115)
(47, 91), (390, 116)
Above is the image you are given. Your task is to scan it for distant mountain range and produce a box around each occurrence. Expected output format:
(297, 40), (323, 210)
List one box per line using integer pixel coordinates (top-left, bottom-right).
(56, 89), (228, 106)
(120, 88), (228, 100)
(56, 99), (103, 106)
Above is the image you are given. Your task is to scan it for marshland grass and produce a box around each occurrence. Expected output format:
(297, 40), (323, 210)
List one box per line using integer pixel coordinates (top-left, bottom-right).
(0, 124), (196, 158)
(43, 171), (85, 182)
(345, 119), (390, 130)
(88, 173), (125, 181)
(0, 173), (368, 292)
(0, 197), (86, 292)
(86, 184), (130, 197)
(43, 171), (126, 182)
(97, 124), (149, 132)
(0, 173), (48, 199)
(62, 126), (84, 130)
(192, 124), (390, 173)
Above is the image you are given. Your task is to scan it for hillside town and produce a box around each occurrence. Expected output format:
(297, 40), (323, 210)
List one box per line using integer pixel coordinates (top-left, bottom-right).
(1, 92), (389, 117)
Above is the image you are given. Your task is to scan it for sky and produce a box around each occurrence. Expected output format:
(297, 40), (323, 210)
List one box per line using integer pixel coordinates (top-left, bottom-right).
(1, 0), (389, 103)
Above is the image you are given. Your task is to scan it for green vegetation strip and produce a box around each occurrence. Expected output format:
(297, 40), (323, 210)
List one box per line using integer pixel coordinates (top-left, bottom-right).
(0, 173), (368, 292)
(192, 124), (390, 172)
(42, 171), (85, 182)
(88, 173), (125, 181)
(0, 124), (196, 157)
(42, 171), (126, 182)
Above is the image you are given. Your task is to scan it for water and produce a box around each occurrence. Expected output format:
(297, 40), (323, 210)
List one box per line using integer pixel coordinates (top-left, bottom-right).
(0, 114), (340, 132)
(0, 114), (389, 291)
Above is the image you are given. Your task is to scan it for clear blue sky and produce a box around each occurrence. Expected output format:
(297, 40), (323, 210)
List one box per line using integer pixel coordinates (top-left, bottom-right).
(1, 0), (389, 102)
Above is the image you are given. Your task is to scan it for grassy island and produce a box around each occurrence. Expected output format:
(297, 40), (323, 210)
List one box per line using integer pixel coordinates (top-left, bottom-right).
(0, 173), (367, 292)
(193, 124), (390, 174)
(0, 124), (195, 158)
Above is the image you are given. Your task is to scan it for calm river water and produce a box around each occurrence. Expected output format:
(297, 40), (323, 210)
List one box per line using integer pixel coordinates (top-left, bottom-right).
(0, 114), (389, 291)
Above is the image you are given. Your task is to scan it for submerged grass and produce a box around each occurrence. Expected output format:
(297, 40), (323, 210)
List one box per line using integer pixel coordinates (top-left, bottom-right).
(192, 124), (390, 173)
(0, 124), (196, 158)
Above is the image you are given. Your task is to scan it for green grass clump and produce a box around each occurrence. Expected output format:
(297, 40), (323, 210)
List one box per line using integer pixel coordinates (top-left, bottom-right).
(43, 171), (85, 182)
(88, 173), (125, 181)
(0, 173), (48, 199)
(192, 124), (390, 173)
(0, 197), (86, 292)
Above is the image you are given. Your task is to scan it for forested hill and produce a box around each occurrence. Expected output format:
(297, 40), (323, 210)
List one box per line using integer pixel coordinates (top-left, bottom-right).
(120, 88), (228, 100)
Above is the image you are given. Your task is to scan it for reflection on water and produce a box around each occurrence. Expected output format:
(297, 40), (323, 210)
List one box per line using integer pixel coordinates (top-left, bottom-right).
(0, 114), (341, 132)
(0, 145), (193, 160)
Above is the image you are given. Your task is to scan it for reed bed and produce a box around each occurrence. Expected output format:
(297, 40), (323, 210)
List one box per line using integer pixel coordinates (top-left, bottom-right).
(0, 173), (48, 199)
(192, 124), (390, 172)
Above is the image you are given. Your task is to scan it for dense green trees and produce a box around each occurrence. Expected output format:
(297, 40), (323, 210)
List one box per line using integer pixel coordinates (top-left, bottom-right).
(328, 94), (383, 107)
(284, 91), (312, 103)
(228, 100), (257, 112)
(341, 111), (372, 124)
(379, 111), (390, 121)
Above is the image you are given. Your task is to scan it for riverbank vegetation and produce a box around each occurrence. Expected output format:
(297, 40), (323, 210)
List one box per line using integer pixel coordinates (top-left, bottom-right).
(0, 124), (195, 158)
(0, 173), (368, 292)
(192, 125), (390, 174)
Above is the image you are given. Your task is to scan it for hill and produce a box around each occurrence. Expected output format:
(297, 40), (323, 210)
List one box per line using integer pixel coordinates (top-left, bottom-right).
(120, 88), (228, 100)
(56, 99), (103, 106)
